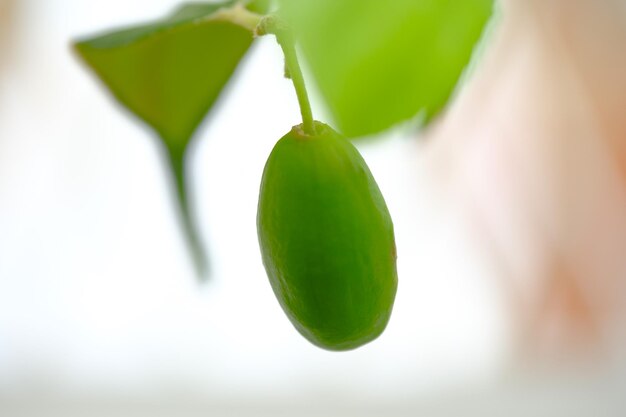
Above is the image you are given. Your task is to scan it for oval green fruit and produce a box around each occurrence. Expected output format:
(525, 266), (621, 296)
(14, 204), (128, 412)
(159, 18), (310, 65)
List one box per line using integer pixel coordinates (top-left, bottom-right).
(257, 121), (398, 351)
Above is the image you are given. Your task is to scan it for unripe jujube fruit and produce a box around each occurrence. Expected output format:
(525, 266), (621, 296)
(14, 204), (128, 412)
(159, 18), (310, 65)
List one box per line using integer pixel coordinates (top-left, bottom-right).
(257, 121), (397, 351)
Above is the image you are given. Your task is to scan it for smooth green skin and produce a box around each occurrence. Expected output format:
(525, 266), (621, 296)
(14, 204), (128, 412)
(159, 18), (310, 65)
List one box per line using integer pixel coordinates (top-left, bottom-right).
(278, 0), (494, 138)
(257, 122), (398, 351)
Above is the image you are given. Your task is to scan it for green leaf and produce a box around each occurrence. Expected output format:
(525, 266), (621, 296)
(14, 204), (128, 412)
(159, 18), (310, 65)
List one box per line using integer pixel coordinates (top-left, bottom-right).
(74, 1), (261, 149)
(246, 0), (273, 14)
(73, 1), (264, 278)
(278, 0), (494, 138)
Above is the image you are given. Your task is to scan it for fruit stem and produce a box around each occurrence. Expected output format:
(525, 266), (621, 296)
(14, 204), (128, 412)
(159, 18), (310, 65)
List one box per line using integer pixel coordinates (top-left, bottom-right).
(256, 16), (316, 135)
(280, 40), (316, 135)
(166, 144), (209, 280)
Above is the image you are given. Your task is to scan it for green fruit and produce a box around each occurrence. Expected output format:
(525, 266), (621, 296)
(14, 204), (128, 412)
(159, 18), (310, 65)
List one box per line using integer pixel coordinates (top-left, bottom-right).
(257, 121), (398, 351)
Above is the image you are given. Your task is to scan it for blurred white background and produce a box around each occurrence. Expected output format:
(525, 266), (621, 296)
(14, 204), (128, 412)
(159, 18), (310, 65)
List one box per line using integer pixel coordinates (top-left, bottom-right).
(0, 0), (624, 416)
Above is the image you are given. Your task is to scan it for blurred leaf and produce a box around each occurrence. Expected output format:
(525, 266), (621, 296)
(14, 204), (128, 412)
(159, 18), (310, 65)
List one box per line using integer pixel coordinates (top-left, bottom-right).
(74, 0), (261, 149)
(278, 0), (494, 138)
(73, 1), (265, 278)
(247, 0), (273, 14)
